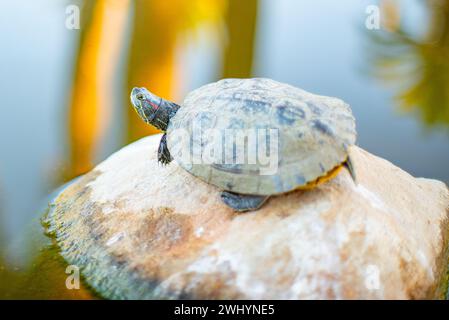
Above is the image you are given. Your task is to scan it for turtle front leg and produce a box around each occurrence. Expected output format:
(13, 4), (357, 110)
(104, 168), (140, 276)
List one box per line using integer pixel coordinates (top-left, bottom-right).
(221, 191), (269, 212)
(158, 133), (172, 165)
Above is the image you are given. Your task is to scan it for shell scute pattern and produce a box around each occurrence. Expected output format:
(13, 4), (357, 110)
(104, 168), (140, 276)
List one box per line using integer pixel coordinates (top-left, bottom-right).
(228, 117), (245, 129)
(274, 101), (306, 126)
(167, 78), (356, 195)
(306, 100), (325, 116)
(311, 119), (334, 136)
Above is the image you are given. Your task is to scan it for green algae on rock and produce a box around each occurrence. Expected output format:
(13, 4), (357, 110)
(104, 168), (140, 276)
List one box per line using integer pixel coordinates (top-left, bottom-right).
(44, 135), (449, 299)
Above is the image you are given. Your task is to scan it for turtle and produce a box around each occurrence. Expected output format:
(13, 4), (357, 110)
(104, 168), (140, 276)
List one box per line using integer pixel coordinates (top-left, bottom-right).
(130, 78), (357, 212)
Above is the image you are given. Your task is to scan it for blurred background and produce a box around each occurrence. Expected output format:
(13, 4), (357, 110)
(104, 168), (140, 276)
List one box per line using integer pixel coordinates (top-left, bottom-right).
(0, 0), (448, 298)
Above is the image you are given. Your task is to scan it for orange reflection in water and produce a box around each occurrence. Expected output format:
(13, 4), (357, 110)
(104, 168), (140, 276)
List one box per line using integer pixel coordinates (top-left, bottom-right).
(67, 0), (130, 179)
(126, 0), (226, 142)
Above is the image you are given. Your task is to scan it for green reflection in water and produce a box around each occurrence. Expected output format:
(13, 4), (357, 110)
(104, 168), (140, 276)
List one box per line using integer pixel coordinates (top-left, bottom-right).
(0, 228), (94, 299)
(367, 0), (449, 127)
(0, 244), (95, 299)
(0, 184), (96, 299)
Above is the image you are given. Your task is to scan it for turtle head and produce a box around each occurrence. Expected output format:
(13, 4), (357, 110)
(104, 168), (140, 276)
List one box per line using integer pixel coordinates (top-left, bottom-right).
(130, 87), (163, 124)
(131, 87), (180, 131)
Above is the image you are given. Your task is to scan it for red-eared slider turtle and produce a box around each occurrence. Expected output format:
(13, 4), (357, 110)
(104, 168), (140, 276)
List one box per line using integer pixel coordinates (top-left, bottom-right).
(130, 78), (357, 212)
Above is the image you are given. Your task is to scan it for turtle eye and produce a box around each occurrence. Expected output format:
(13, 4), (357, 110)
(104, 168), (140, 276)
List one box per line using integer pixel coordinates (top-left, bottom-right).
(136, 93), (144, 101)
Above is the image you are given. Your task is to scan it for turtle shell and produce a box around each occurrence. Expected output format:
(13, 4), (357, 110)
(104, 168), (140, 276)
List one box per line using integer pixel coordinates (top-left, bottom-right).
(166, 78), (356, 196)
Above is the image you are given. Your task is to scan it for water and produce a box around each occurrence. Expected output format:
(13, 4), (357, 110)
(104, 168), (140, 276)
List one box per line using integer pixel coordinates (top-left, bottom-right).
(0, 0), (448, 297)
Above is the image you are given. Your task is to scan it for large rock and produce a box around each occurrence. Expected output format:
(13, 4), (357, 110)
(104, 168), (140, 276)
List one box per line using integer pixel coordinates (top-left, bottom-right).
(45, 134), (449, 299)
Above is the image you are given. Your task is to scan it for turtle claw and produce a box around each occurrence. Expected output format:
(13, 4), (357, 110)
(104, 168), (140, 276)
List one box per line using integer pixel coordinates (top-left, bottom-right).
(157, 133), (172, 165)
(158, 156), (172, 166)
(345, 155), (357, 185)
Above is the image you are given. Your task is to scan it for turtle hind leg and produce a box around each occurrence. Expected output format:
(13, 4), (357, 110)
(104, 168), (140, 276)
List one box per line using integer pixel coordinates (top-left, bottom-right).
(158, 133), (172, 165)
(221, 191), (269, 212)
(344, 155), (357, 184)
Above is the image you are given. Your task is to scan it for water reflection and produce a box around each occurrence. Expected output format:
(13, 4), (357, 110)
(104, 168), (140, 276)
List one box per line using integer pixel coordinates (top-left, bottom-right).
(222, 0), (258, 77)
(67, 0), (130, 180)
(368, 0), (449, 127)
(0, 178), (94, 299)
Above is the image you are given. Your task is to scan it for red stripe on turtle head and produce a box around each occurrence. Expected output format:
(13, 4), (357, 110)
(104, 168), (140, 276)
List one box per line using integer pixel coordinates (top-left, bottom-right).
(148, 101), (159, 110)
